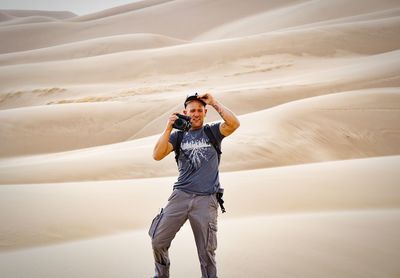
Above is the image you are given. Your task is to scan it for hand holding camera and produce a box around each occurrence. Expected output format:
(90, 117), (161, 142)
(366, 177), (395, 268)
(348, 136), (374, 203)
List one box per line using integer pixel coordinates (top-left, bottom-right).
(173, 114), (192, 131)
(166, 112), (192, 132)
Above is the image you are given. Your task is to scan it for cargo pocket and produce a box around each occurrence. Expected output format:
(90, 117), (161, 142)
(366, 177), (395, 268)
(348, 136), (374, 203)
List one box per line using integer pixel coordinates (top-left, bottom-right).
(148, 208), (164, 238)
(207, 222), (218, 251)
(209, 194), (219, 210)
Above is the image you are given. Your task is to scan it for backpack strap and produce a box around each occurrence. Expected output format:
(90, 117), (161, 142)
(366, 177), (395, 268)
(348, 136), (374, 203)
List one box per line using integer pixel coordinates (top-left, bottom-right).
(174, 131), (184, 165)
(204, 124), (222, 164)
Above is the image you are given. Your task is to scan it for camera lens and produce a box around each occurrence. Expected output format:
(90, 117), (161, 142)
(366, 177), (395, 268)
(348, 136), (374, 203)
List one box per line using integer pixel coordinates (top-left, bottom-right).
(174, 118), (185, 129)
(173, 114), (192, 131)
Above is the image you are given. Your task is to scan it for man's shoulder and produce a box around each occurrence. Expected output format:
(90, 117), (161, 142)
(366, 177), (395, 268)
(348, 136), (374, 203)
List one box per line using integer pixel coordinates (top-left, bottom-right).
(204, 122), (224, 142)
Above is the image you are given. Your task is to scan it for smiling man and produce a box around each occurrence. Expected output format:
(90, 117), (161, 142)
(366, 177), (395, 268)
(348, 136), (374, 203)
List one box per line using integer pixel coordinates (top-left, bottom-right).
(150, 92), (240, 278)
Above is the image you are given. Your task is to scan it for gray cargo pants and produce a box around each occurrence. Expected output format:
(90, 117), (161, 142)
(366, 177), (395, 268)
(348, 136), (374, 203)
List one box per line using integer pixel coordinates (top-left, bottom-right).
(149, 189), (219, 278)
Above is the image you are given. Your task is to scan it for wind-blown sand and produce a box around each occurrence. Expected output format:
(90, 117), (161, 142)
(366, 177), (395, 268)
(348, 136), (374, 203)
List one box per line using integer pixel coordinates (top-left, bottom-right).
(0, 0), (399, 277)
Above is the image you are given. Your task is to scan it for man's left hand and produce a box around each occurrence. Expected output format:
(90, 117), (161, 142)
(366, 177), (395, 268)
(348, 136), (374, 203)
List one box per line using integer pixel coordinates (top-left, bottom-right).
(198, 93), (216, 106)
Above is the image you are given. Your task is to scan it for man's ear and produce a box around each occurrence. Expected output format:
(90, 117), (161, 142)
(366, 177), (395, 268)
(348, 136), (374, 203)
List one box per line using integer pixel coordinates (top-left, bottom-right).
(205, 108), (208, 115)
(183, 109), (187, 115)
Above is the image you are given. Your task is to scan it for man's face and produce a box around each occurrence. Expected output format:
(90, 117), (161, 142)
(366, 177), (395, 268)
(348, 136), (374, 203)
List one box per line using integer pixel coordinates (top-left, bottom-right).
(184, 100), (207, 130)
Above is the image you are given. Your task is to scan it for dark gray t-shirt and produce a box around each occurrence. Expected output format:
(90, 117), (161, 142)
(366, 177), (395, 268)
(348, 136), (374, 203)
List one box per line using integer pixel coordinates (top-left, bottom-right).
(169, 122), (224, 195)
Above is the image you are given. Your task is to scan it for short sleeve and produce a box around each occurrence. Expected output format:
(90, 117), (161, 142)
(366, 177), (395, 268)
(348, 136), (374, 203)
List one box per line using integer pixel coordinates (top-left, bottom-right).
(169, 131), (178, 150)
(209, 122), (225, 143)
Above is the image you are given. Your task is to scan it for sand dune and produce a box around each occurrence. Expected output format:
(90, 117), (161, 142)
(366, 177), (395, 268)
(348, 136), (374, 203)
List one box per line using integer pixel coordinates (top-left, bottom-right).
(0, 34), (187, 66)
(0, 0), (399, 277)
(1, 15), (399, 66)
(1, 88), (399, 184)
(0, 16), (59, 26)
(68, 0), (173, 22)
(224, 88), (400, 170)
(277, 6), (400, 32)
(1, 155), (398, 250)
(0, 9), (76, 33)
(0, 11), (15, 22)
(0, 210), (399, 278)
(1, 0), (398, 54)
(0, 9), (76, 21)
(194, 0), (400, 40)
(0, 0), (296, 52)
(0, 100), (177, 157)
(0, 18), (399, 89)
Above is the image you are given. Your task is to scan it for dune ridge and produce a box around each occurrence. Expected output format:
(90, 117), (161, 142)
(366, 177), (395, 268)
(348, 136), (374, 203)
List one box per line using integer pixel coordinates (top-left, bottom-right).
(0, 16), (59, 26)
(0, 33), (187, 66)
(0, 9), (76, 21)
(68, 0), (173, 22)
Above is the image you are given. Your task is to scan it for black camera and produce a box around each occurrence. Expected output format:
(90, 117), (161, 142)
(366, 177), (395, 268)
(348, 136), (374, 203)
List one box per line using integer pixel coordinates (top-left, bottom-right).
(173, 114), (192, 131)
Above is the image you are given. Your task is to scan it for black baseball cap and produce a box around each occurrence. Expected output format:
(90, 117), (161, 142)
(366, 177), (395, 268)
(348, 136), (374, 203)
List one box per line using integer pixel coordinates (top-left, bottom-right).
(184, 92), (207, 108)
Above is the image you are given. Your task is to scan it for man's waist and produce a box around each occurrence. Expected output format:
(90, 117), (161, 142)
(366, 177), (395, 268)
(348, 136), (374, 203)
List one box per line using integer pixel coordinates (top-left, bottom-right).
(173, 185), (219, 196)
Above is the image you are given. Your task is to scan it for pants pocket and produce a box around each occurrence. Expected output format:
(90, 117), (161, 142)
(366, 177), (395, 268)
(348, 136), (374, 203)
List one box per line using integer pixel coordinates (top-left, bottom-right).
(207, 222), (218, 251)
(209, 194), (219, 209)
(148, 208), (164, 238)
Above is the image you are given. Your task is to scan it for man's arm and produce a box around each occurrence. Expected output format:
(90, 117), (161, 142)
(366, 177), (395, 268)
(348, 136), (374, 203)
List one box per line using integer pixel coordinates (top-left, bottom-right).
(153, 113), (177, 161)
(199, 93), (240, 137)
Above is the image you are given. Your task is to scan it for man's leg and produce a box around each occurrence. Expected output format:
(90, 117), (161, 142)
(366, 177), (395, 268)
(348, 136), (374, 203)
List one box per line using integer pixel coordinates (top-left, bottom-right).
(188, 194), (219, 278)
(151, 190), (190, 278)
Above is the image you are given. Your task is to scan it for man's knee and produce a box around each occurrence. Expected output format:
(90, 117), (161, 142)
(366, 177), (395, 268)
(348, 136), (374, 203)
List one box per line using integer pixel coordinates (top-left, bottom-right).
(152, 235), (169, 251)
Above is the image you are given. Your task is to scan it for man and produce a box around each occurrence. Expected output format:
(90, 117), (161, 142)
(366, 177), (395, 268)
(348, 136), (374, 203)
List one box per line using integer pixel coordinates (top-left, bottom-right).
(150, 92), (240, 278)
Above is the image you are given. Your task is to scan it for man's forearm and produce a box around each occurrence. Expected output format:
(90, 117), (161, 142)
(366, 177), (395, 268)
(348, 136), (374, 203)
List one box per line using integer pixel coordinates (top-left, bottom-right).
(153, 128), (172, 160)
(212, 101), (240, 129)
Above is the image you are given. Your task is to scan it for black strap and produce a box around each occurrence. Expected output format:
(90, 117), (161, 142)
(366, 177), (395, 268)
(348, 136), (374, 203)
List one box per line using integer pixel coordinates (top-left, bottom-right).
(216, 192), (226, 213)
(174, 124), (222, 165)
(204, 124), (222, 164)
(174, 131), (184, 165)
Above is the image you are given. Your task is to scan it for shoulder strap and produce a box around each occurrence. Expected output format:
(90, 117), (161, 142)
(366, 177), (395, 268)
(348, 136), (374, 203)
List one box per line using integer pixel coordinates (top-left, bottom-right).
(204, 124), (222, 164)
(174, 131), (184, 165)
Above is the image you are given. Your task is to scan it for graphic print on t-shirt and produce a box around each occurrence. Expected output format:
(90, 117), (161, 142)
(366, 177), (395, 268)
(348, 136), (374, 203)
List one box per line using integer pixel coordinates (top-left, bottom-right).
(181, 136), (211, 169)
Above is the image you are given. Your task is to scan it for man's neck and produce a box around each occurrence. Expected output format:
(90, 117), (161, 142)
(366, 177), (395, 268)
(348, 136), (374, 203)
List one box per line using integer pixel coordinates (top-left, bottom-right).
(190, 125), (203, 131)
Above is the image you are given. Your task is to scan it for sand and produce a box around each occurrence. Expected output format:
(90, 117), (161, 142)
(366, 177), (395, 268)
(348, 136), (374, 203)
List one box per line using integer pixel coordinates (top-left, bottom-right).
(0, 0), (399, 277)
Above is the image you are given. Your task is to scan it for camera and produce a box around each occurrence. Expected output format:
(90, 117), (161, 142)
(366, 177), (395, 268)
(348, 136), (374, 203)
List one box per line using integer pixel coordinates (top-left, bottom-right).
(173, 114), (192, 131)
